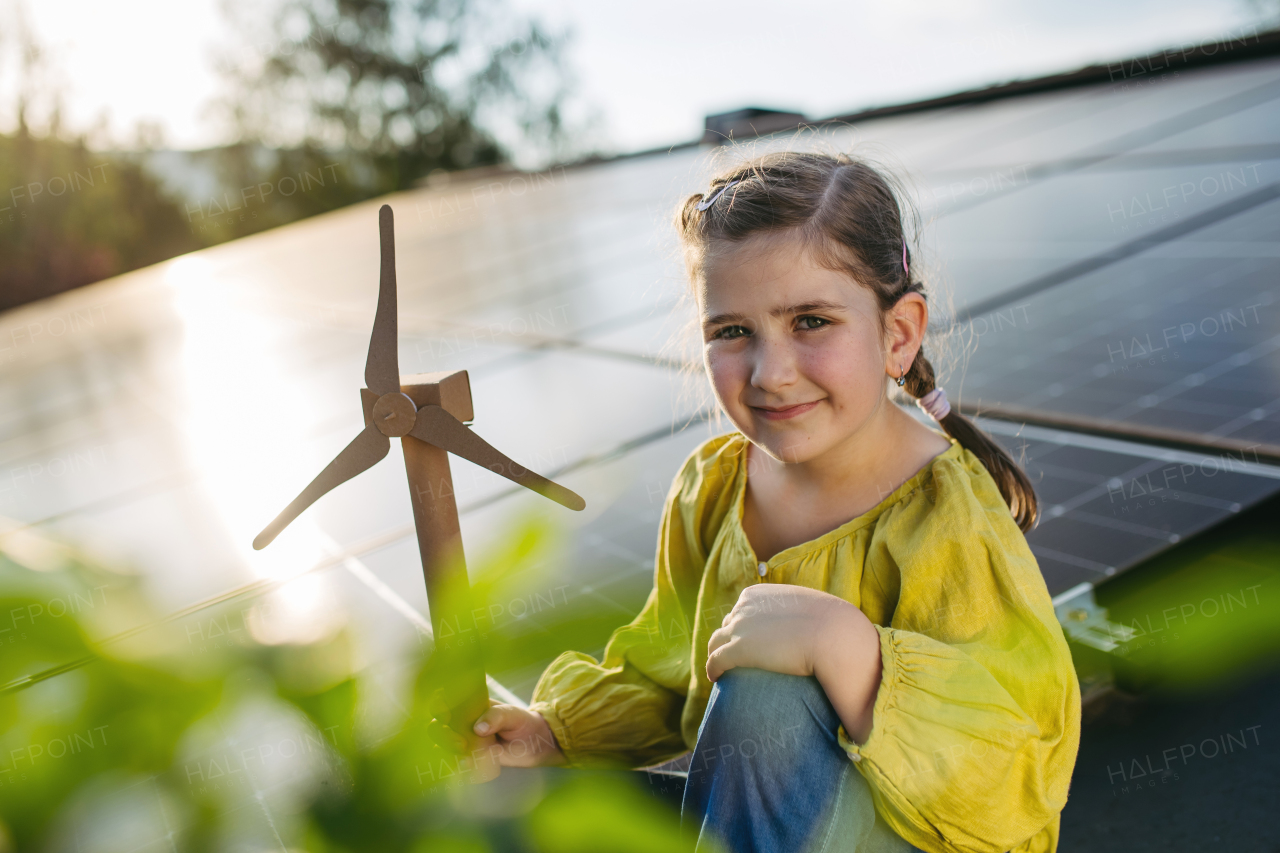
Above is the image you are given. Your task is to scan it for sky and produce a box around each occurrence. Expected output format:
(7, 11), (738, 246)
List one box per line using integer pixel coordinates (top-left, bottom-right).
(0, 0), (1271, 156)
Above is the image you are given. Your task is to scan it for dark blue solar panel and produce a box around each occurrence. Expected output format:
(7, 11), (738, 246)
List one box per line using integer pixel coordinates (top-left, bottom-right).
(980, 422), (1280, 596)
(954, 194), (1280, 454)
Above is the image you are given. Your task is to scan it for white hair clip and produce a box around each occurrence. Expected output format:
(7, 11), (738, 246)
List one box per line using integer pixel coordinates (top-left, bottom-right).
(696, 180), (740, 211)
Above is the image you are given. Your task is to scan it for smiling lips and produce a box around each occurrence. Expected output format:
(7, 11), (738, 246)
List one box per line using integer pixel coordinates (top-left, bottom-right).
(751, 400), (820, 421)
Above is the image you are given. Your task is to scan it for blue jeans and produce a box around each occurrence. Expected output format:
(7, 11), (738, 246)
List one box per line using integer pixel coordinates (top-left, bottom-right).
(680, 668), (922, 853)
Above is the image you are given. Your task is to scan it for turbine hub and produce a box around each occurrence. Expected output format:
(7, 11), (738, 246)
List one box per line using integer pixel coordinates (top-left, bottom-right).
(372, 392), (418, 437)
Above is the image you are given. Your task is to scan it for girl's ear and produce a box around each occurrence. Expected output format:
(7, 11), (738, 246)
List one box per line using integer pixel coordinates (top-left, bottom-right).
(884, 293), (929, 378)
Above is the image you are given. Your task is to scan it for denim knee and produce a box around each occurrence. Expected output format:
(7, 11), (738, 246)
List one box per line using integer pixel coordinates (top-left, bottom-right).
(684, 668), (859, 852)
(695, 668), (837, 762)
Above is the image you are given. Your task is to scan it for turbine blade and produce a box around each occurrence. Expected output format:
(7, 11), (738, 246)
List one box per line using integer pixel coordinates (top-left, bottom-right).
(253, 425), (391, 550)
(408, 405), (585, 512)
(365, 204), (399, 395)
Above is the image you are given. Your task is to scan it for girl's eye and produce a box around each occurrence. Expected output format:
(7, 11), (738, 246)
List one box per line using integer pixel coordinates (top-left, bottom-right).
(713, 325), (750, 341)
(710, 318), (829, 340)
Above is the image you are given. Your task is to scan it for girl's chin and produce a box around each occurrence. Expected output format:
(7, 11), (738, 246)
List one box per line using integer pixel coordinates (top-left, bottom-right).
(754, 439), (821, 466)
(743, 426), (825, 464)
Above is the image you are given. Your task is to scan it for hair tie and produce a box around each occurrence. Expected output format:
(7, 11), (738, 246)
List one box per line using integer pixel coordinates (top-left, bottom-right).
(902, 240), (909, 277)
(917, 388), (950, 421)
(696, 180), (740, 211)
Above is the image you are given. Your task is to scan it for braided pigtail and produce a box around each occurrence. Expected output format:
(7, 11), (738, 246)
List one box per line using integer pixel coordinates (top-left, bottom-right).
(901, 350), (1039, 532)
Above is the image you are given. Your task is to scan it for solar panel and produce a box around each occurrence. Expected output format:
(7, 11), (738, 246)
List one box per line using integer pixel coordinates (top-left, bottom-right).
(1129, 93), (1280, 151)
(932, 60), (1280, 174)
(979, 420), (1280, 596)
(925, 158), (1280, 312)
(955, 195), (1280, 455)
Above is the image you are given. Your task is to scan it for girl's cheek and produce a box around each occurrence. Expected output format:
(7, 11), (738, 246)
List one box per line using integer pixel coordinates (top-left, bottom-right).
(803, 333), (882, 411)
(705, 349), (745, 391)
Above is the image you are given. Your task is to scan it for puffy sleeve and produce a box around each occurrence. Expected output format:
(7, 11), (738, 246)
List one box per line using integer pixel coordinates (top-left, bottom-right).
(838, 451), (1082, 853)
(527, 442), (718, 769)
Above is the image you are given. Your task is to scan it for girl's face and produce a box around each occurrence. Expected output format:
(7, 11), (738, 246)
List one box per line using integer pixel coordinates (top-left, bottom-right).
(699, 232), (899, 465)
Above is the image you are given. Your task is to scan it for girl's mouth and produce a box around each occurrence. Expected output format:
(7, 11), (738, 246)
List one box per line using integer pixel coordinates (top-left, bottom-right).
(751, 401), (819, 421)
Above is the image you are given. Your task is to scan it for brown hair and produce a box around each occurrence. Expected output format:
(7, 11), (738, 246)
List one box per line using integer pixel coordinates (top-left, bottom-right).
(674, 150), (1038, 531)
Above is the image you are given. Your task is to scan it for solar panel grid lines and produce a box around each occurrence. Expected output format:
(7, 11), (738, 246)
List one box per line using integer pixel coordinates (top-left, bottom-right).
(927, 144), (1280, 184)
(930, 60), (1280, 184)
(1107, 333), (1280, 418)
(974, 417), (1280, 594)
(1128, 83), (1280, 153)
(952, 179), (1280, 320)
(956, 254), (1280, 456)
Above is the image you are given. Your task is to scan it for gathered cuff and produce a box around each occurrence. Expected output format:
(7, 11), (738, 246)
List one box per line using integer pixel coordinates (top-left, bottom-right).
(527, 699), (578, 768)
(526, 650), (687, 770)
(835, 625), (1070, 853)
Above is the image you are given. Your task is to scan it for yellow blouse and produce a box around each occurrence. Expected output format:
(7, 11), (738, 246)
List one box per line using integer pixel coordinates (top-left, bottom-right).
(528, 432), (1081, 853)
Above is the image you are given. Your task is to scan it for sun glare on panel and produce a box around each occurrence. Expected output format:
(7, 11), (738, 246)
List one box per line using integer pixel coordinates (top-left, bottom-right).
(165, 255), (345, 642)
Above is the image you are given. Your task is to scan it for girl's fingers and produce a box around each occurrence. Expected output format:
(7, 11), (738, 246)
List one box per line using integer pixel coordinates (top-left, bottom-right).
(706, 625), (732, 658)
(472, 703), (524, 737)
(705, 639), (738, 683)
(426, 717), (467, 753)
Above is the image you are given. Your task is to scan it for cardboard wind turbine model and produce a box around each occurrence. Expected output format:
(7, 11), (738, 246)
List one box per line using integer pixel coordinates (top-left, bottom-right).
(253, 204), (586, 732)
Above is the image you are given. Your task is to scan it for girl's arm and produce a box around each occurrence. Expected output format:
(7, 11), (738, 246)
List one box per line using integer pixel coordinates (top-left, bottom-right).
(515, 445), (714, 769)
(525, 586), (691, 769)
(705, 584), (882, 741)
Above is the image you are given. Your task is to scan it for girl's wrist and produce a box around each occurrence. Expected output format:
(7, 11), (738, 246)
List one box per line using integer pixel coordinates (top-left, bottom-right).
(807, 596), (864, 670)
(811, 598), (882, 744)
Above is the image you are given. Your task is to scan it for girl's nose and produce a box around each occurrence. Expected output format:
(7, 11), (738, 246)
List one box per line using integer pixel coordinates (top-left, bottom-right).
(749, 334), (798, 393)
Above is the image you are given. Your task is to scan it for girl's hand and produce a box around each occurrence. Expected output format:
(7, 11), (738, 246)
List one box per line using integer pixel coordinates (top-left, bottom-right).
(427, 694), (567, 784)
(705, 583), (845, 682)
(706, 583), (883, 742)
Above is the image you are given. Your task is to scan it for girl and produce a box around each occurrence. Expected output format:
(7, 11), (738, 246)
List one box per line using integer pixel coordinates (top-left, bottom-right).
(433, 152), (1081, 853)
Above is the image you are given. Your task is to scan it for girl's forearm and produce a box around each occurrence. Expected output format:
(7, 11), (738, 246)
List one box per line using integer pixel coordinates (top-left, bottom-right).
(811, 599), (883, 744)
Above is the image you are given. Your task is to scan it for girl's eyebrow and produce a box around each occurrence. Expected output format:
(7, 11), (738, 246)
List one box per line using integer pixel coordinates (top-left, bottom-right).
(703, 299), (848, 327)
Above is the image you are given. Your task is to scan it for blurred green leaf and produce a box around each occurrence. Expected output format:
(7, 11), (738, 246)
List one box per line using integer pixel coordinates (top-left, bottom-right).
(0, 504), (687, 850)
(526, 773), (696, 853)
(1101, 510), (1280, 693)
